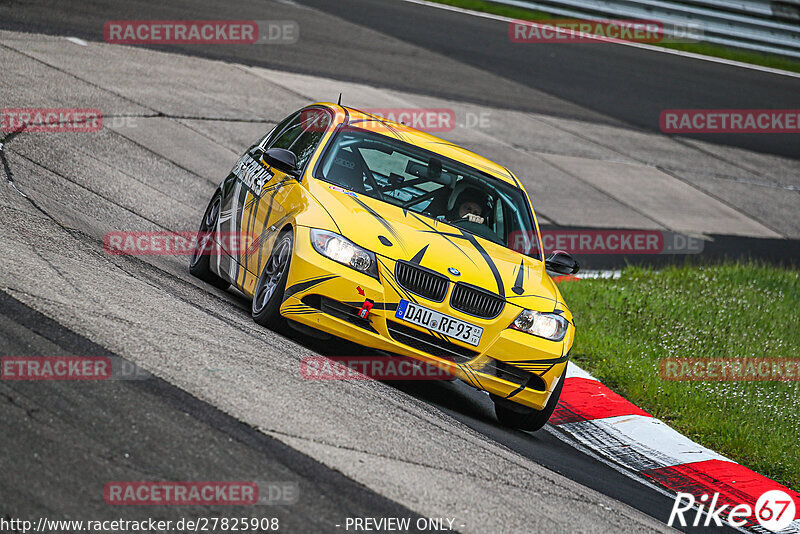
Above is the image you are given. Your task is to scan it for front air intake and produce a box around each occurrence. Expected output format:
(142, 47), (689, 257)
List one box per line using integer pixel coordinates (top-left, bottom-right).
(394, 261), (448, 302)
(450, 283), (504, 319)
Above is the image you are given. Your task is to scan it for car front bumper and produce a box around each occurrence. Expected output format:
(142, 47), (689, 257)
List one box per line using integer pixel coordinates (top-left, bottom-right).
(281, 226), (571, 411)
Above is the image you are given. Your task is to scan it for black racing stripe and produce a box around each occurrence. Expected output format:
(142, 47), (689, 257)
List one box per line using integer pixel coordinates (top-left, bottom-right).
(347, 118), (409, 143)
(382, 121), (411, 143)
(283, 275), (339, 302)
(429, 141), (457, 147)
(504, 294), (556, 305)
(458, 230), (505, 298)
(350, 196), (406, 248)
(457, 364), (480, 388)
(232, 184), (250, 284)
(254, 182), (284, 274)
(254, 197), (273, 273)
(461, 363), (485, 390)
(503, 167), (521, 188)
(510, 354), (570, 365)
(504, 382), (527, 399)
(283, 304), (313, 310)
(410, 213), (477, 266)
(245, 193), (261, 274)
(381, 258), (464, 342)
(512, 259), (525, 295)
(427, 329), (449, 343)
(409, 245), (428, 264)
(378, 258), (417, 305)
(540, 364), (556, 376)
(240, 190), (259, 271)
(243, 189), (258, 210)
(350, 114), (410, 143)
(344, 301), (399, 311)
(235, 189), (255, 278)
(234, 185), (249, 235)
(509, 365), (559, 383)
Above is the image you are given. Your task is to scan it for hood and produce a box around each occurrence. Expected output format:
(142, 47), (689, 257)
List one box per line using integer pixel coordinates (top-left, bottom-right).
(308, 180), (559, 310)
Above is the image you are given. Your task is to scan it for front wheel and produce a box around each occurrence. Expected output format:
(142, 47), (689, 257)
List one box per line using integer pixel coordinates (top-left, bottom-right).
(493, 365), (566, 431)
(252, 230), (293, 330)
(189, 193), (230, 290)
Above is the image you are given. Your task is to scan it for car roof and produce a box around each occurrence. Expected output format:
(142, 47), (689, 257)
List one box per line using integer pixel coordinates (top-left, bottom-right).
(312, 103), (520, 187)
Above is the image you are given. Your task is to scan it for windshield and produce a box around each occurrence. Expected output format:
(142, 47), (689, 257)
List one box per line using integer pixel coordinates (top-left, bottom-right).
(315, 128), (541, 259)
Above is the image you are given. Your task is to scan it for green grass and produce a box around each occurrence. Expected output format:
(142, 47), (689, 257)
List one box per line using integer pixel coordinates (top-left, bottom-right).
(428, 0), (800, 73)
(557, 263), (800, 491)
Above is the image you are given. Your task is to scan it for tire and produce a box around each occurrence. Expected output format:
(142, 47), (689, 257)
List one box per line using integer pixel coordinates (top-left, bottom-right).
(252, 230), (292, 330)
(189, 193), (230, 290)
(493, 364), (566, 431)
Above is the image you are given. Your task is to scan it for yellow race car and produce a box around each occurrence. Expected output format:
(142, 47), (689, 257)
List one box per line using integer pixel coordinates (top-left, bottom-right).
(189, 103), (579, 430)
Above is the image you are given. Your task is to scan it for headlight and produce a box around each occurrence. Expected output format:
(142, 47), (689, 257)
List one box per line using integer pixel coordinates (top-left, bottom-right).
(310, 229), (378, 278)
(511, 310), (568, 341)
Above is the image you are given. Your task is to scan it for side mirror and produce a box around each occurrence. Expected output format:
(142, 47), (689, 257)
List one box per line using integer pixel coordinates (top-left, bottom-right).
(545, 250), (580, 275)
(259, 148), (298, 177)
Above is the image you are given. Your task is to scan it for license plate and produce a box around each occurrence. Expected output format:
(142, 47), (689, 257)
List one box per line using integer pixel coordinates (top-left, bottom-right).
(395, 300), (483, 347)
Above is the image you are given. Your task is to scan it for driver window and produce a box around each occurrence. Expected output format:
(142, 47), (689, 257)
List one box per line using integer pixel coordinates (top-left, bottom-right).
(261, 109), (332, 172)
(289, 111), (331, 170)
(269, 115), (305, 151)
(257, 111), (299, 150)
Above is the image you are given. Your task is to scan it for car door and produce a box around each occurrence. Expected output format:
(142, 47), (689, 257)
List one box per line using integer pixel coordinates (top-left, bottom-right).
(214, 112), (295, 283)
(236, 107), (333, 295)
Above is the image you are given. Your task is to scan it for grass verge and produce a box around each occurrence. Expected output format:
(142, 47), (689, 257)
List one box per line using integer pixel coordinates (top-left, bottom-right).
(557, 263), (800, 490)
(426, 0), (800, 73)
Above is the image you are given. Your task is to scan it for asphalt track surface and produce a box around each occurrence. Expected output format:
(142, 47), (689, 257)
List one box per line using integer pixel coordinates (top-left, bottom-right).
(0, 0), (790, 532)
(0, 0), (798, 159)
(0, 293), (730, 534)
(298, 0), (800, 160)
(0, 291), (428, 532)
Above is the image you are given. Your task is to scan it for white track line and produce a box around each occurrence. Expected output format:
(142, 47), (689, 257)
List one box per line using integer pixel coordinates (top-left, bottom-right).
(396, 0), (800, 79)
(544, 424), (752, 534)
(565, 362), (597, 380)
(557, 362), (797, 534)
(560, 414), (731, 469)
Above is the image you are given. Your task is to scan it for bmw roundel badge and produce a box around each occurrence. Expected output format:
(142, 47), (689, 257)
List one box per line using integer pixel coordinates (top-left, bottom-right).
(448, 267), (460, 276)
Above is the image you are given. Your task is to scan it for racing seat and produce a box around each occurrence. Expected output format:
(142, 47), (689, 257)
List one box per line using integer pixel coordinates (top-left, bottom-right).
(329, 148), (366, 193)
